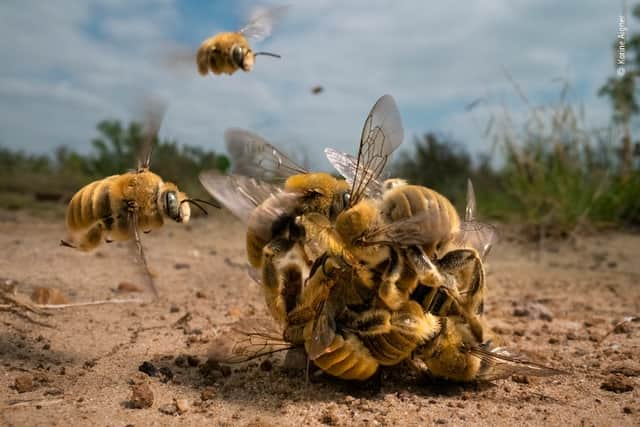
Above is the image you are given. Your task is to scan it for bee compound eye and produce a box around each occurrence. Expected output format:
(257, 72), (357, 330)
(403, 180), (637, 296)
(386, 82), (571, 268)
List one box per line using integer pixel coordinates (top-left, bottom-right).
(165, 192), (180, 220)
(342, 192), (350, 207)
(231, 45), (244, 68)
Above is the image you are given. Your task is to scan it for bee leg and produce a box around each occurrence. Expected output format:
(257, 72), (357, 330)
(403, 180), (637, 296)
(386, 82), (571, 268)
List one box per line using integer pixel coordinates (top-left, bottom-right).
(437, 249), (485, 314)
(287, 257), (337, 327)
(405, 246), (444, 284)
(378, 249), (414, 310)
(66, 223), (106, 251)
(125, 200), (137, 212)
(340, 308), (392, 336)
(261, 238), (296, 324)
(60, 240), (76, 249)
(295, 242), (313, 267)
(129, 211), (158, 299)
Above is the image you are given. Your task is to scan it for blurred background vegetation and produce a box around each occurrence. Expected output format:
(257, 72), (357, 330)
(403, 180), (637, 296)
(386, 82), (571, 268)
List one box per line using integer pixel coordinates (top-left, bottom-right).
(1, 7), (639, 236)
(0, 120), (230, 217)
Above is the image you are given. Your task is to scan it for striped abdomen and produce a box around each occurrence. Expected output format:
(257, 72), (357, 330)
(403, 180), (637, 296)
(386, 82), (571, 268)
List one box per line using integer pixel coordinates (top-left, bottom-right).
(66, 175), (120, 233)
(65, 172), (164, 249)
(381, 185), (460, 256)
(359, 301), (440, 366)
(306, 331), (379, 380)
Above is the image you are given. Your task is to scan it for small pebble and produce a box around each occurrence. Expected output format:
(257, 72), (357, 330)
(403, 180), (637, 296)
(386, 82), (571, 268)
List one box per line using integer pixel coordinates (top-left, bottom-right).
(118, 282), (143, 293)
(319, 409), (339, 426)
(139, 361), (158, 377)
(14, 375), (35, 393)
(513, 307), (529, 317)
(158, 402), (178, 415)
(130, 383), (154, 409)
(512, 375), (530, 384)
(175, 398), (190, 414)
(601, 375), (634, 393)
(200, 388), (216, 401)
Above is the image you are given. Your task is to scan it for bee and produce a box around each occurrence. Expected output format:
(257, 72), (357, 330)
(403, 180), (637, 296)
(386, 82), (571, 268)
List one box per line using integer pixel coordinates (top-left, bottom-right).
(327, 140), (497, 337)
(199, 135), (349, 325)
(296, 182), (493, 370)
(196, 6), (286, 76)
(414, 315), (565, 382)
(62, 99), (218, 296)
(199, 95), (403, 326)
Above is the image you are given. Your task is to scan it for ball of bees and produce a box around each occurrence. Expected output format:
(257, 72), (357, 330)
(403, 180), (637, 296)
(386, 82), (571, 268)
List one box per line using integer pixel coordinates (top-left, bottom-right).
(200, 94), (563, 384)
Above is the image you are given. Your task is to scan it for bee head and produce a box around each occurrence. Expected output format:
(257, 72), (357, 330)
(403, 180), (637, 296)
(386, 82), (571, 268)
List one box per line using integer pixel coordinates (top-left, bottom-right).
(160, 184), (190, 223)
(231, 44), (254, 71)
(284, 173), (350, 219)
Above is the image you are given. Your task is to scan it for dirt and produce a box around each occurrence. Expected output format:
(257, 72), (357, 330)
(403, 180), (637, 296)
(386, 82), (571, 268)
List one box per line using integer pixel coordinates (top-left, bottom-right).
(1, 210), (639, 426)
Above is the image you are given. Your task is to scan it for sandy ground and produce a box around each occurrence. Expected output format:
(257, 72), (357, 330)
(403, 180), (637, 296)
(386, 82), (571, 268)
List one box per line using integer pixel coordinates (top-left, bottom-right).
(1, 210), (639, 427)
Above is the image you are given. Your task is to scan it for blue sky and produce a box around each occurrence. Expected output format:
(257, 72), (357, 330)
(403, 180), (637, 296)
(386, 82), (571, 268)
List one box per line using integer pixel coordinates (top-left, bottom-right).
(0, 0), (632, 170)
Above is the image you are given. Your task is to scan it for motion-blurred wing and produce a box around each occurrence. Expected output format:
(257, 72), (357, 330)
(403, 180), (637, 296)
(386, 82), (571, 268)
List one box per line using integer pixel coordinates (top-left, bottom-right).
(137, 97), (167, 171)
(225, 128), (308, 183)
(199, 170), (282, 223)
(238, 5), (288, 41)
(349, 94), (404, 204)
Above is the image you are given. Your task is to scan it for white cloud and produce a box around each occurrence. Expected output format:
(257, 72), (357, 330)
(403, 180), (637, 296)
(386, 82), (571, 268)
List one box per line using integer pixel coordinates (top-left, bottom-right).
(0, 0), (625, 172)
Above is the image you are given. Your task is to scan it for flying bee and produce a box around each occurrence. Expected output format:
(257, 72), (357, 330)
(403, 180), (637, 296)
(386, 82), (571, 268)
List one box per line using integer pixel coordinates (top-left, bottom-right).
(414, 315), (565, 382)
(62, 99), (218, 297)
(196, 6), (286, 76)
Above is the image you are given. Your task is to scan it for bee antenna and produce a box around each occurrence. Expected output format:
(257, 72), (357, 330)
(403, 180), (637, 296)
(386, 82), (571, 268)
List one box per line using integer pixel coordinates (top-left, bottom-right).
(181, 198), (221, 215)
(191, 198), (221, 209)
(254, 52), (281, 59)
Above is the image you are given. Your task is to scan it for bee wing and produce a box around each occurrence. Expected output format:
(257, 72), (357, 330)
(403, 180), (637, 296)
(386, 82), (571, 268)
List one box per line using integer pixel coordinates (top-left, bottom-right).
(363, 211), (446, 247)
(136, 96), (168, 171)
(469, 346), (567, 381)
(238, 5), (289, 41)
(198, 170), (286, 223)
(348, 94), (404, 204)
(451, 180), (498, 259)
(464, 179), (477, 222)
(209, 318), (295, 364)
(307, 303), (337, 361)
(453, 221), (499, 260)
(225, 128), (308, 183)
(324, 148), (385, 199)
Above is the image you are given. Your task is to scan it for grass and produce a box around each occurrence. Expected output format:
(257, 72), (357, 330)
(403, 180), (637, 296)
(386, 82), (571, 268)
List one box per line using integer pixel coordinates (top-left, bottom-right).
(393, 81), (640, 236)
